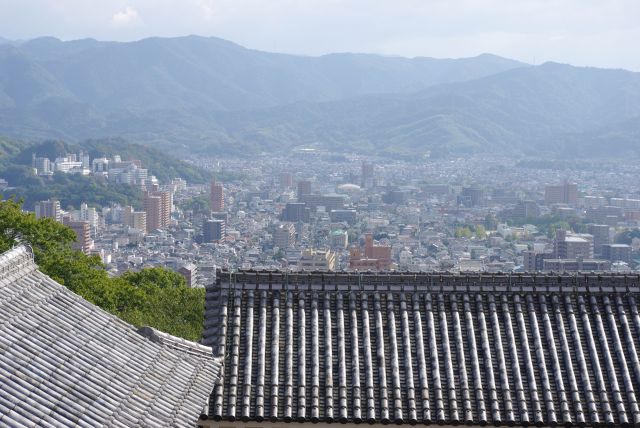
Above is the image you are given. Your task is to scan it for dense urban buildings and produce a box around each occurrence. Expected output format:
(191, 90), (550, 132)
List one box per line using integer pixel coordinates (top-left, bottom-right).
(19, 152), (640, 284)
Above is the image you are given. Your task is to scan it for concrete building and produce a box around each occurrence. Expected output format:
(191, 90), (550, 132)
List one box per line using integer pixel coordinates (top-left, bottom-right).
(545, 182), (578, 205)
(35, 199), (61, 222)
(297, 180), (312, 199)
(203, 219), (225, 243)
(122, 205), (147, 233)
(361, 161), (374, 187)
(543, 257), (611, 272)
(210, 179), (224, 212)
(279, 172), (293, 188)
(273, 223), (296, 249)
(281, 202), (310, 223)
(459, 186), (484, 207)
(587, 224), (611, 257)
(554, 229), (594, 259)
(330, 229), (349, 249)
(300, 194), (346, 211)
(63, 216), (92, 254)
(329, 209), (357, 224)
(297, 248), (336, 271)
(144, 190), (171, 231)
(349, 233), (392, 270)
(523, 250), (554, 271)
(602, 243), (632, 263)
(178, 263), (198, 287)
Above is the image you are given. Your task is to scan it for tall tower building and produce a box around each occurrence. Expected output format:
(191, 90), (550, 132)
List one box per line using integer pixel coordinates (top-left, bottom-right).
(297, 180), (311, 199)
(144, 190), (171, 232)
(203, 219), (226, 243)
(361, 161), (374, 187)
(63, 217), (91, 254)
(35, 200), (61, 222)
(210, 179), (224, 212)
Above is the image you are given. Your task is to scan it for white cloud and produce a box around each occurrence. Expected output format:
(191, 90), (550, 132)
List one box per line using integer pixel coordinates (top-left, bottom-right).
(197, 0), (216, 20)
(111, 6), (140, 27)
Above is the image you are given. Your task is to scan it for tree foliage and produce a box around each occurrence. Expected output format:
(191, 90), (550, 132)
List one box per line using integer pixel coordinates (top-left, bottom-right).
(0, 198), (204, 341)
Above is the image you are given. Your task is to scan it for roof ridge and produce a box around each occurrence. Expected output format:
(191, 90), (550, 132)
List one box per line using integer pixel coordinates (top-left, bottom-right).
(0, 245), (36, 284)
(137, 326), (217, 358)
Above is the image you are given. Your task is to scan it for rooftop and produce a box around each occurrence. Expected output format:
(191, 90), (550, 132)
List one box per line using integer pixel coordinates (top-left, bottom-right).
(0, 245), (221, 427)
(204, 270), (640, 426)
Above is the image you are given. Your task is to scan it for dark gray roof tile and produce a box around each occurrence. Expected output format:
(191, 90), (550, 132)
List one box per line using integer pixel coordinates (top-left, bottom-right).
(206, 270), (640, 426)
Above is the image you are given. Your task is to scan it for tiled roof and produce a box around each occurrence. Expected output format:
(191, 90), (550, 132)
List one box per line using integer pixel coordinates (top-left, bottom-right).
(0, 246), (222, 427)
(204, 270), (640, 426)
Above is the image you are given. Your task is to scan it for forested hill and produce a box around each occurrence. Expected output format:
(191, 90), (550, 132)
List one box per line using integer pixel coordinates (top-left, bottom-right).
(1, 35), (639, 157)
(3, 137), (210, 184)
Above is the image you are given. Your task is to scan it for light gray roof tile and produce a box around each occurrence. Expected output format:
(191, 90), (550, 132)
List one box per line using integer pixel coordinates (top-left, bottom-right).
(0, 246), (222, 427)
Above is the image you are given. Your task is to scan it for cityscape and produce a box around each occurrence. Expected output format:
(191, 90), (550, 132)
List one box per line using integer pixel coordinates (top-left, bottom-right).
(2, 2), (640, 427)
(16, 148), (640, 288)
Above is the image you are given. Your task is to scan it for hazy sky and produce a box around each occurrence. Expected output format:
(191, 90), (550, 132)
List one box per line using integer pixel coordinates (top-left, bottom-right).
(1, 0), (639, 70)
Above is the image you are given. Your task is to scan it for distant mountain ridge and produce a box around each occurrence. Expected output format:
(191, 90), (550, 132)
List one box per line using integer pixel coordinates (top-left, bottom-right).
(0, 35), (639, 157)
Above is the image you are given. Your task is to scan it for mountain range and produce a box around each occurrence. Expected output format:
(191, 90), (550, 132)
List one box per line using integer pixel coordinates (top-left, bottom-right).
(0, 35), (639, 157)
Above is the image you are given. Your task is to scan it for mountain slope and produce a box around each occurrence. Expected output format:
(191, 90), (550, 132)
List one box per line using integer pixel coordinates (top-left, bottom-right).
(0, 36), (638, 157)
(187, 62), (640, 156)
(0, 35), (525, 113)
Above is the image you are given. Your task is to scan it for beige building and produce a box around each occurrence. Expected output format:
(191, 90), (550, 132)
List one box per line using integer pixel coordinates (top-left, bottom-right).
(210, 179), (224, 212)
(63, 216), (92, 254)
(144, 190), (171, 231)
(273, 223), (296, 249)
(297, 248), (336, 271)
(122, 205), (147, 233)
(35, 199), (61, 222)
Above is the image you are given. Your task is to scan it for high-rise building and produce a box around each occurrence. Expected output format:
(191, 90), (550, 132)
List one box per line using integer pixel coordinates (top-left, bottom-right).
(210, 180), (224, 212)
(63, 217), (91, 254)
(144, 190), (171, 232)
(35, 200), (61, 222)
(300, 194), (346, 211)
(279, 172), (293, 188)
(297, 180), (312, 199)
(586, 224), (611, 257)
(554, 229), (594, 259)
(361, 161), (374, 187)
(273, 223), (296, 249)
(545, 182), (578, 205)
(32, 155), (52, 176)
(280, 203), (310, 223)
(122, 206), (147, 233)
(203, 219), (225, 243)
(459, 187), (485, 207)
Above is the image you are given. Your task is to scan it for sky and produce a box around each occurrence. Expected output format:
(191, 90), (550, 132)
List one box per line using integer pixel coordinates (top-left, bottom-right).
(1, 0), (639, 71)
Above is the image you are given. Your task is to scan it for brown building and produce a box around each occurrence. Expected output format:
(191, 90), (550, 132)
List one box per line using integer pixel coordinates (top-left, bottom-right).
(297, 180), (312, 199)
(63, 216), (91, 254)
(144, 190), (171, 232)
(210, 179), (224, 212)
(279, 172), (293, 188)
(349, 233), (392, 270)
(544, 181), (578, 205)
